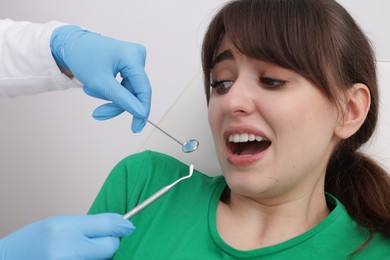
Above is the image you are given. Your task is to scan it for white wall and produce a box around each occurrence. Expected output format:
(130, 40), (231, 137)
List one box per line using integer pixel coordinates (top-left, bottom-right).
(0, 0), (389, 237)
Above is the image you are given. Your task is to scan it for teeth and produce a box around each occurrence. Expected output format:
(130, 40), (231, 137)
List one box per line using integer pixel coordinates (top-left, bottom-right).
(240, 133), (248, 142)
(255, 136), (263, 142)
(228, 133), (264, 143)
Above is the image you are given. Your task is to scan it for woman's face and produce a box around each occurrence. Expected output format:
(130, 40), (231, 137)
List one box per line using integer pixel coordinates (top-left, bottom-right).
(208, 37), (341, 201)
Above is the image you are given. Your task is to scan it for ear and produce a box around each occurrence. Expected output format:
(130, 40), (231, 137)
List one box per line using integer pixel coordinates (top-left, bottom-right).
(334, 83), (371, 139)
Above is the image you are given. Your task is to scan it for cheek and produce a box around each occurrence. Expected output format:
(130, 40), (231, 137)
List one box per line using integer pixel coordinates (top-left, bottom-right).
(274, 100), (339, 165)
(208, 99), (228, 163)
(276, 93), (337, 134)
(207, 99), (221, 135)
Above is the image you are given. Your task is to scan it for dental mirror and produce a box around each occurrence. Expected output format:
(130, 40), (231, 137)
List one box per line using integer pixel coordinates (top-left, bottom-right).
(147, 119), (199, 153)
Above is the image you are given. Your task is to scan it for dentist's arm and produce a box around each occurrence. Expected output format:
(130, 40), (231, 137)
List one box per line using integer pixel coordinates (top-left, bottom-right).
(0, 19), (75, 96)
(1, 20), (152, 132)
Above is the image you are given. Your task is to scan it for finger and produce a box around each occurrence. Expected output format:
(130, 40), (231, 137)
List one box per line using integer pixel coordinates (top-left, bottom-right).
(131, 117), (147, 133)
(72, 213), (136, 238)
(93, 103), (125, 120)
(120, 66), (152, 116)
(121, 77), (151, 119)
(104, 77), (147, 118)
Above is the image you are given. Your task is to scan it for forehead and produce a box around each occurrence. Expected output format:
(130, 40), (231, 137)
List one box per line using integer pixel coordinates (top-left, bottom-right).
(213, 36), (282, 70)
(215, 36), (235, 56)
(213, 36), (246, 67)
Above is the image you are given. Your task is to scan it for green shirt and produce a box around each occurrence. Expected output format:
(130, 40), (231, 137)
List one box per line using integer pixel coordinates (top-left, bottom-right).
(88, 150), (390, 259)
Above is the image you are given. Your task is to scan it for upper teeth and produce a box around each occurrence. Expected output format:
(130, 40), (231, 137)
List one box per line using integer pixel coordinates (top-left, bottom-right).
(228, 133), (264, 143)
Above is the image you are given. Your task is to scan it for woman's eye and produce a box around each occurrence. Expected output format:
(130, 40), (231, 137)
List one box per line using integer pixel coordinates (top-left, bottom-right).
(210, 80), (234, 94)
(260, 77), (286, 88)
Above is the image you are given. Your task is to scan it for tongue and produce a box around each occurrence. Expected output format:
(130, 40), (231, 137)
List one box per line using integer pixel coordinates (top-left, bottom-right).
(236, 141), (270, 155)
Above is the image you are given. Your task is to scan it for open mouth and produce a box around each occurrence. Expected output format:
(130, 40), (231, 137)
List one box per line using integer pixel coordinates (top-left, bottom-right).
(227, 133), (271, 156)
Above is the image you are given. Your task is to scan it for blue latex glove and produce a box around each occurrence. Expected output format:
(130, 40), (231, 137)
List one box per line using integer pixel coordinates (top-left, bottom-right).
(0, 213), (135, 260)
(50, 25), (151, 133)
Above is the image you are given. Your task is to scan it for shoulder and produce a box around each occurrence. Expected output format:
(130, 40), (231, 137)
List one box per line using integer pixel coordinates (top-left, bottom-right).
(356, 233), (390, 259)
(114, 150), (223, 202)
(326, 194), (390, 257)
(112, 150), (211, 183)
(116, 150), (188, 172)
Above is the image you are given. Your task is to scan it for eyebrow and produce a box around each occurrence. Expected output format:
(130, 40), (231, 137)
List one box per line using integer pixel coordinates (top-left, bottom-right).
(212, 49), (234, 67)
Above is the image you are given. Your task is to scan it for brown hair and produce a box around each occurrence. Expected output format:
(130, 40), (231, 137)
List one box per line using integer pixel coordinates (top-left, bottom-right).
(202, 0), (390, 246)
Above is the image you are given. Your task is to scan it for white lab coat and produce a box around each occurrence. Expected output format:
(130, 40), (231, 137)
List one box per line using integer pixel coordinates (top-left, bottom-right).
(0, 19), (80, 97)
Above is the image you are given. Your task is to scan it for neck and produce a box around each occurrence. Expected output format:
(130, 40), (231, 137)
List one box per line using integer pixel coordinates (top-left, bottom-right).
(216, 187), (330, 250)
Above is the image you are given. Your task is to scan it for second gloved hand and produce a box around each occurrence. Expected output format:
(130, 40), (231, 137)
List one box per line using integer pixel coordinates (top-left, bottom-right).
(50, 25), (151, 133)
(0, 213), (135, 260)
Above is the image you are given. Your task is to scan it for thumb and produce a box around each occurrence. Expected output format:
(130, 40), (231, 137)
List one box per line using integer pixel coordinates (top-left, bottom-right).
(92, 103), (125, 121)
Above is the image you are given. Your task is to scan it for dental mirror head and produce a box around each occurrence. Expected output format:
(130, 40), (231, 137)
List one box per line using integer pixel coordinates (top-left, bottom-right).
(146, 119), (199, 153)
(182, 139), (199, 153)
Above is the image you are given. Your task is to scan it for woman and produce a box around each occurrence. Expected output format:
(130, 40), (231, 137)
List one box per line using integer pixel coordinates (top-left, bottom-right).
(88, 0), (390, 258)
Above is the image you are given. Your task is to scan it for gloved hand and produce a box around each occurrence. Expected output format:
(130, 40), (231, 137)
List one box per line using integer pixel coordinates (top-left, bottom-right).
(50, 25), (152, 133)
(0, 213), (135, 260)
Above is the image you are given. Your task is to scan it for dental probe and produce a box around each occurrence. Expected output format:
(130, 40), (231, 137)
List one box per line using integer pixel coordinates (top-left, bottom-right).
(147, 119), (199, 153)
(123, 164), (194, 219)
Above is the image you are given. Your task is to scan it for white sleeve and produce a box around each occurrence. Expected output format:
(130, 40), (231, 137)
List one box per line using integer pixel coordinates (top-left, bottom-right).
(0, 19), (82, 97)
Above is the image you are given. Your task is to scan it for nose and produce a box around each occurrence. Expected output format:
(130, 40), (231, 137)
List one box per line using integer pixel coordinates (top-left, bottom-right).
(221, 77), (256, 117)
